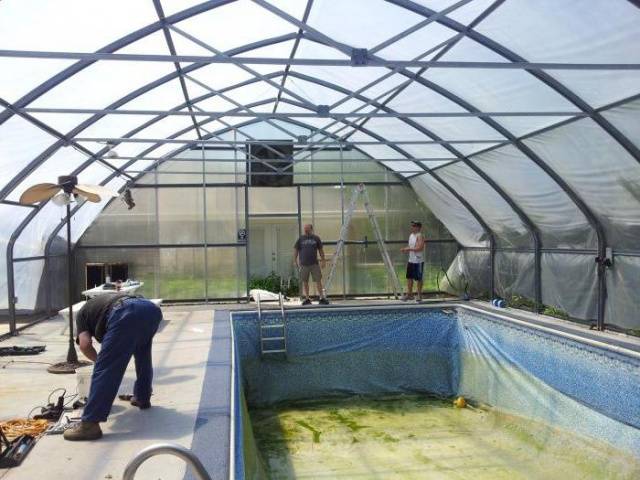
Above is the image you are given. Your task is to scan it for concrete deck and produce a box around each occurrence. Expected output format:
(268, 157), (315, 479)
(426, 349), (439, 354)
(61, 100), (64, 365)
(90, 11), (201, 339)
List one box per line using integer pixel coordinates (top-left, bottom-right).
(1, 307), (215, 480)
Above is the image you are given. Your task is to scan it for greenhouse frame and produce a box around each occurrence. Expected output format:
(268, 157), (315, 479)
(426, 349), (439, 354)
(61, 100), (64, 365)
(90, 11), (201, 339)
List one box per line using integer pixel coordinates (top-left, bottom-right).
(1, 0), (639, 336)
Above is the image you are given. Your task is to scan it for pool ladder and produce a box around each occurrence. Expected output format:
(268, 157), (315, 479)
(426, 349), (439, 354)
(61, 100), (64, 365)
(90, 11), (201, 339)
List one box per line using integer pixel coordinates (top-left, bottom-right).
(257, 292), (288, 357)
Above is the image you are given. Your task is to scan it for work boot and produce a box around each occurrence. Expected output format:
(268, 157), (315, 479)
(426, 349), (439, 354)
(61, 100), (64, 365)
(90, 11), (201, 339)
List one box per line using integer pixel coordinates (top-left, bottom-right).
(130, 397), (151, 410)
(63, 421), (102, 441)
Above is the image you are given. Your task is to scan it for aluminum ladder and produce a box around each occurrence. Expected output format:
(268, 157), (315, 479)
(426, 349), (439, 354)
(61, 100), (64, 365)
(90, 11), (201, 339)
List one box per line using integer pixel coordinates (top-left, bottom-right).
(258, 292), (287, 356)
(324, 183), (403, 299)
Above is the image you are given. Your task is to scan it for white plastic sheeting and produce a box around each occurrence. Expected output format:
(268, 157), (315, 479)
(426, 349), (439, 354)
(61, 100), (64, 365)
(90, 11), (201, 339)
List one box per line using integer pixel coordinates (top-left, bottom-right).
(0, 0), (638, 331)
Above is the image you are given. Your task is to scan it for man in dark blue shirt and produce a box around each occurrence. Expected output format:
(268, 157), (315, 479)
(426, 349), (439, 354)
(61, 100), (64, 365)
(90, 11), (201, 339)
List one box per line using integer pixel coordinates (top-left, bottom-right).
(294, 224), (329, 305)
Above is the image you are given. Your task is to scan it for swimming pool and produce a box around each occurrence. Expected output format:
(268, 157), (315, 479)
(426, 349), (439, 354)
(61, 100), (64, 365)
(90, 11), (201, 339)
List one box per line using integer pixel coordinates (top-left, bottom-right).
(229, 305), (640, 479)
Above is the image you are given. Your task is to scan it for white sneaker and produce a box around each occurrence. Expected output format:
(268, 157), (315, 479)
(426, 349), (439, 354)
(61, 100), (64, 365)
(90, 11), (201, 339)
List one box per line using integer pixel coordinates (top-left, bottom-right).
(401, 294), (414, 302)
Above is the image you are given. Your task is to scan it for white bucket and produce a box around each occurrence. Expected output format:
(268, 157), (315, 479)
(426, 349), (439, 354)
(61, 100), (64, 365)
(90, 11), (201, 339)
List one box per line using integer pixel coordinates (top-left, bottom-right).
(76, 366), (93, 399)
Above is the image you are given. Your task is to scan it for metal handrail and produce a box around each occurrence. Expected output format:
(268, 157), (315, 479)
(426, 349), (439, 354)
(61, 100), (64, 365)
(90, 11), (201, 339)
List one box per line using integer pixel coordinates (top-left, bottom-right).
(122, 443), (212, 480)
(256, 292), (262, 322)
(278, 292), (286, 321)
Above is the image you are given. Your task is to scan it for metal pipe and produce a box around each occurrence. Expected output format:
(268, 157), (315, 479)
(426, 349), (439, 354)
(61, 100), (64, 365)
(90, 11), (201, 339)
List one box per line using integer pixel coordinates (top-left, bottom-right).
(122, 443), (212, 480)
(74, 137), (502, 145)
(3, 49), (639, 69)
(18, 107), (589, 118)
(65, 202), (78, 363)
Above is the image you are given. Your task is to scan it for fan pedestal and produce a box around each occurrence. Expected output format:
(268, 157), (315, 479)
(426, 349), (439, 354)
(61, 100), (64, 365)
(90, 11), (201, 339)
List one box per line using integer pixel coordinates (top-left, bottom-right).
(47, 360), (93, 374)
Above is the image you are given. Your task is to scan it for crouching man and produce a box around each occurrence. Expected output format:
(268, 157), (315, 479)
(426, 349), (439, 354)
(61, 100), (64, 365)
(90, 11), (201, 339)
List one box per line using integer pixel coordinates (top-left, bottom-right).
(64, 295), (162, 441)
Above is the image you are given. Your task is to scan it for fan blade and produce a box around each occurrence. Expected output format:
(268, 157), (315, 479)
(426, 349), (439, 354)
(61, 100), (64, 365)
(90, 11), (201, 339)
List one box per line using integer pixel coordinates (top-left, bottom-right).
(72, 187), (101, 203)
(19, 183), (60, 204)
(75, 184), (119, 199)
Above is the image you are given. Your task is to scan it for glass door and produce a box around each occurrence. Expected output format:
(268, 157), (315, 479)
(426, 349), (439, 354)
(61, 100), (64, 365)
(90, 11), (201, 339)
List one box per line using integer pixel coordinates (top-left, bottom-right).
(248, 216), (299, 281)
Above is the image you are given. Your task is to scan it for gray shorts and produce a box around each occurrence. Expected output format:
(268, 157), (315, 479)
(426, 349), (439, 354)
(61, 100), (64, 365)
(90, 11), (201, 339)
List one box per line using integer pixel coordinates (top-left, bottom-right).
(300, 264), (322, 282)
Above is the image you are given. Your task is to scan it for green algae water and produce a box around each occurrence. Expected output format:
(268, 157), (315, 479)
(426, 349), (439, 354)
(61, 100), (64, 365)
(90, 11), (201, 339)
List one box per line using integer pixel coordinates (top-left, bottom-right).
(249, 395), (640, 479)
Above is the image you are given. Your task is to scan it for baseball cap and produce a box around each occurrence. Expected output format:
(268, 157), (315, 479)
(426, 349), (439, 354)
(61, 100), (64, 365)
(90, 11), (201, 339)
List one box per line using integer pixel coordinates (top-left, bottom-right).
(410, 220), (422, 227)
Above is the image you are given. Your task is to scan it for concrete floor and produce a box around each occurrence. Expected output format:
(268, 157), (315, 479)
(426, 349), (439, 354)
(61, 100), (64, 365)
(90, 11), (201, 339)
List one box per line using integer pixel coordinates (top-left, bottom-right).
(0, 307), (215, 480)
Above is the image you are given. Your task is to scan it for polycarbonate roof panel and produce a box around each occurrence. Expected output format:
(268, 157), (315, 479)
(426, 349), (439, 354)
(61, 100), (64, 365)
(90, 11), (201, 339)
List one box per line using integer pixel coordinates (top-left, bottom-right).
(0, 59), (74, 103)
(410, 174), (489, 247)
(174, 0), (297, 53)
(0, 116), (57, 189)
(0, 0), (157, 52)
(525, 118), (640, 250)
(602, 99), (640, 150)
(306, 0), (423, 49)
(476, 0), (640, 63)
(470, 145), (597, 249)
(546, 70), (640, 108)
(30, 61), (175, 109)
(437, 162), (533, 248)
(81, 114), (158, 140)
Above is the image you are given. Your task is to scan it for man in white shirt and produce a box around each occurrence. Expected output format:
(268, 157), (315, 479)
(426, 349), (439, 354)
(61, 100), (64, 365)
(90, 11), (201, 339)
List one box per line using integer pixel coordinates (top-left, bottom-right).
(401, 220), (426, 302)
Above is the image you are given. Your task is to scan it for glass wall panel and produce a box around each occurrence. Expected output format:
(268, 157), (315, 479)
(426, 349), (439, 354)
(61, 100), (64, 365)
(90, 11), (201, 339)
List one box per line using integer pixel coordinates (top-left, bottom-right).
(206, 187), (245, 244)
(74, 248), (159, 300)
(249, 187), (297, 214)
(606, 254), (640, 332)
(541, 252), (597, 322)
(300, 186), (342, 240)
(495, 252), (535, 302)
(158, 188), (205, 243)
(81, 188), (157, 246)
(206, 247), (246, 299)
(159, 248), (205, 300)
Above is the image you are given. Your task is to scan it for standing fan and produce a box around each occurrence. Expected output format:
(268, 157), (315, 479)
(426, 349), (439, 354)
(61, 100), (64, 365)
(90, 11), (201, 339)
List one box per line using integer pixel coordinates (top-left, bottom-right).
(19, 175), (118, 374)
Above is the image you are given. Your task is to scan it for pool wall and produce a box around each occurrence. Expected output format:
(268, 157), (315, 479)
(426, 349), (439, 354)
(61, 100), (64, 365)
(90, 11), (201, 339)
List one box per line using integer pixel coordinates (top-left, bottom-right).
(231, 305), (640, 479)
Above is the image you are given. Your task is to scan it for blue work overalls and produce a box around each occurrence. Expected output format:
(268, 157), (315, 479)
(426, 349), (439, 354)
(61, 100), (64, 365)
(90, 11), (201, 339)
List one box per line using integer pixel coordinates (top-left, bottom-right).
(82, 298), (163, 422)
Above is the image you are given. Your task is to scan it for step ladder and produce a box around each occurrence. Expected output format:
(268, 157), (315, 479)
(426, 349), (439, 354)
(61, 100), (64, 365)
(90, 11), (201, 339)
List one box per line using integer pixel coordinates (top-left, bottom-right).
(324, 183), (403, 299)
(258, 292), (287, 356)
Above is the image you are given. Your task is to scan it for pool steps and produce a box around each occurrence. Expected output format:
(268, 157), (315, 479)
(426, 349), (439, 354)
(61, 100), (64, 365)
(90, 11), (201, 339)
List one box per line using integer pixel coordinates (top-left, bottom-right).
(258, 292), (288, 356)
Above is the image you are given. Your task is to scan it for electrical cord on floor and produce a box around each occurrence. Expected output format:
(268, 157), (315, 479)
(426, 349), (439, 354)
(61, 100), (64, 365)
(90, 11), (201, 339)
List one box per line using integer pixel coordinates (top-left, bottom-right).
(1, 360), (54, 369)
(26, 387), (79, 421)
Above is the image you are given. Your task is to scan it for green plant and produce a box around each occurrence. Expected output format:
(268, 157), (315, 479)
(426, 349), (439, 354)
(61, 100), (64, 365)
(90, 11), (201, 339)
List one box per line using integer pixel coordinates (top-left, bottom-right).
(249, 271), (299, 297)
(542, 305), (570, 320)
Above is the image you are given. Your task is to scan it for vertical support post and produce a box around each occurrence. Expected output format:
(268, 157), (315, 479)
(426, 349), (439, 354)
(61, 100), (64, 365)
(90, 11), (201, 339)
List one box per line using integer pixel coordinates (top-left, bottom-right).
(6, 250), (17, 335)
(244, 140), (251, 302)
(234, 139), (241, 299)
(201, 143), (209, 303)
(339, 144), (346, 299)
(489, 236), (496, 301)
(534, 239), (542, 313)
(153, 165), (160, 299)
(296, 186), (302, 236)
(596, 246), (607, 331)
(65, 202), (78, 363)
